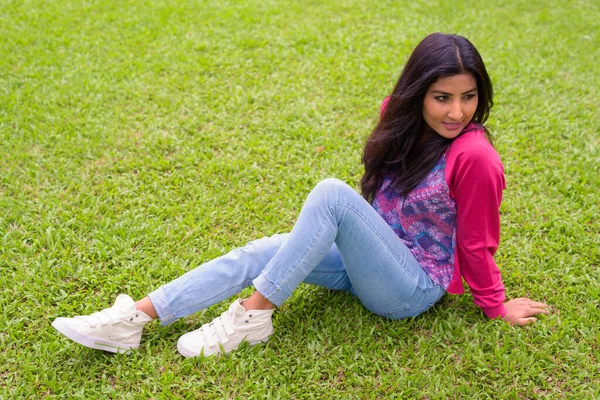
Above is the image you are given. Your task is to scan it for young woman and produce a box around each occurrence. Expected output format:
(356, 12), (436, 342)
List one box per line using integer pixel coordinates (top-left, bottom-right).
(52, 33), (548, 358)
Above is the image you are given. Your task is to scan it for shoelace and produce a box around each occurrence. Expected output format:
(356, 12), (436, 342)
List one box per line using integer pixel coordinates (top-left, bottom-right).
(200, 310), (235, 347)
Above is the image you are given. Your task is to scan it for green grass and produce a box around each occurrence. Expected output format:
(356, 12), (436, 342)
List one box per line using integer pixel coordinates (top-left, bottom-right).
(1, 0), (599, 398)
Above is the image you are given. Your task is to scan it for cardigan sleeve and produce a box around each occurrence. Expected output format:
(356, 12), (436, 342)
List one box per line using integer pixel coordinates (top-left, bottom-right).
(447, 131), (507, 319)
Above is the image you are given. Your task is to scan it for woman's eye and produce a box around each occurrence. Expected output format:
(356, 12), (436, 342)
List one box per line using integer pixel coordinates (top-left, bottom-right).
(463, 93), (476, 100)
(435, 96), (449, 102)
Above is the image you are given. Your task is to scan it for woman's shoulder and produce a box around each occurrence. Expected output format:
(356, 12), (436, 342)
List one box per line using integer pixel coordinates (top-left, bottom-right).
(448, 124), (501, 165)
(445, 124), (505, 193)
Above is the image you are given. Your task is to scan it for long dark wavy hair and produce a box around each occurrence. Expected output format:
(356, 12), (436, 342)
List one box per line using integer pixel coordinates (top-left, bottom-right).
(360, 33), (494, 202)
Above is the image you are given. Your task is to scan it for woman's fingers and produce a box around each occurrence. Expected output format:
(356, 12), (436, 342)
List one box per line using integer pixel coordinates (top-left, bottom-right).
(528, 301), (548, 309)
(525, 308), (547, 317)
(527, 300), (549, 316)
(517, 317), (537, 326)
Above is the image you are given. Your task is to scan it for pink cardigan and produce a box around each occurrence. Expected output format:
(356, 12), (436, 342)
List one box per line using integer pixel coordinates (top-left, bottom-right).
(380, 98), (507, 318)
(445, 129), (507, 318)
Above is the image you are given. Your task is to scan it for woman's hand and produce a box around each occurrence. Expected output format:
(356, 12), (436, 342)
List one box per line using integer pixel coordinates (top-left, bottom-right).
(501, 298), (549, 325)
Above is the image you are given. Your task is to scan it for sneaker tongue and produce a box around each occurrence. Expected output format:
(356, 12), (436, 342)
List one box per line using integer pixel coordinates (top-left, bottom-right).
(227, 299), (247, 323)
(112, 294), (136, 314)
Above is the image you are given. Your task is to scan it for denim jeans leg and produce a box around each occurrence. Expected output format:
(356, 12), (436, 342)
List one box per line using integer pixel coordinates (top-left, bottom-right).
(148, 234), (285, 326)
(150, 178), (445, 326)
(253, 178), (445, 318)
(147, 233), (349, 326)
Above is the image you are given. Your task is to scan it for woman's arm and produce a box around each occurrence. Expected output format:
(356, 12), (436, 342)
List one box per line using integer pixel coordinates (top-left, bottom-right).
(449, 131), (548, 324)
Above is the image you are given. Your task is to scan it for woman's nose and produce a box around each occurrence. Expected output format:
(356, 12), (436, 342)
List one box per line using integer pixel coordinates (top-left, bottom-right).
(448, 101), (463, 121)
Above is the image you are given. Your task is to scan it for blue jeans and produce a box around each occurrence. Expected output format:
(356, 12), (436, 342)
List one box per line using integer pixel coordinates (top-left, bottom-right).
(148, 179), (445, 326)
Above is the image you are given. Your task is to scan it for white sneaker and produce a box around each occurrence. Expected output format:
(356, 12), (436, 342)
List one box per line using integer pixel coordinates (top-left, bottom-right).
(177, 299), (274, 358)
(52, 294), (153, 354)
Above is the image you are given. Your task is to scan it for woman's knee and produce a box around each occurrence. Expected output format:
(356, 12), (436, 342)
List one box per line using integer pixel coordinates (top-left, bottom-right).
(315, 177), (348, 189)
(311, 178), (355, 199)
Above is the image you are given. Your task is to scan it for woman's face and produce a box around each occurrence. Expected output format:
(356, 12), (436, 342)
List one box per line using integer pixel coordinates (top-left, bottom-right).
(422, 73), (478, 139)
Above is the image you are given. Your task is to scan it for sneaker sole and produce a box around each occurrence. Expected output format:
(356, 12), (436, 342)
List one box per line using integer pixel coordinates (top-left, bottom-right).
(177, 337), (270, 358)
(51, 318), (138, 354)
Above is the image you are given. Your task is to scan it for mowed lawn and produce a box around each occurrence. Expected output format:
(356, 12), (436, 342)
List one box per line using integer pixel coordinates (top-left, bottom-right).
(1, 0), (598, 398)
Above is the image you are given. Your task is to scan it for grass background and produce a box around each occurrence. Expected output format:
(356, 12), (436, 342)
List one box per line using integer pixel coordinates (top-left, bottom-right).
(1, 0), (599, 398)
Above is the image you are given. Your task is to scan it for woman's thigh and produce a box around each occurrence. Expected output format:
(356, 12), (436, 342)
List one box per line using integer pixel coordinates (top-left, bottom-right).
(306, 239), (445, 319)
(303, 180), (446, 319)
(335, 222), (446, 319)
(287, 178), (445, 318)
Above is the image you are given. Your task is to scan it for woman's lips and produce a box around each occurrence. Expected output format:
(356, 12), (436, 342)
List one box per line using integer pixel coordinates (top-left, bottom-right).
(442, 122), (462, 130)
